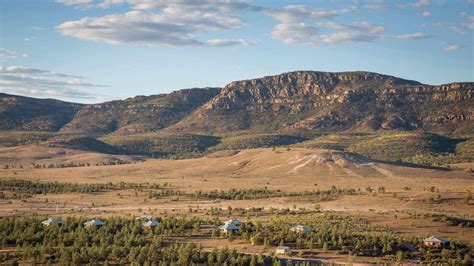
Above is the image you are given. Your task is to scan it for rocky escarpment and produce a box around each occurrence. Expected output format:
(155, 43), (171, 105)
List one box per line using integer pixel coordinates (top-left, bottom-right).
(169, 71), (473, 135)
(60, 87), (221, 136)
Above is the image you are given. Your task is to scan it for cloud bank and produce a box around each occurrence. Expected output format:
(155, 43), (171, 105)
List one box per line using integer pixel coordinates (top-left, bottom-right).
(57, 0), (258, 46)
(0, 66), (107, 101)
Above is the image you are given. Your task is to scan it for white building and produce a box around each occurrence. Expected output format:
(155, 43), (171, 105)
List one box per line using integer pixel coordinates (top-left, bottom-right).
(290, 225), (312, 233)
(423, 236), (449, 248)
(143, 220), (160, 228)
(219, 223), (240, 234)
(224, 218), (243, 226)
(275, 246), (291, 255)
(41, 218), (64, 226)
(83, 219), (106, 227)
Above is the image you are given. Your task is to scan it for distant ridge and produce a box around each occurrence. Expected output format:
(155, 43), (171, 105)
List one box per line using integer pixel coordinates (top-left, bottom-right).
(1, 70), (472, 136)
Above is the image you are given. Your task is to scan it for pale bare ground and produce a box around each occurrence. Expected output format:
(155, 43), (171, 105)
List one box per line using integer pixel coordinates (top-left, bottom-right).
(0, 144), (144, 166)
(0, 146), (473, 244)
(0, 147), (471, 191)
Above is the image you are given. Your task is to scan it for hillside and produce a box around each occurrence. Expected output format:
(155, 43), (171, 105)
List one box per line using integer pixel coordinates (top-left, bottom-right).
(169, 71), (473, 136)
(100, 133), (220, 158)
(0, 71), (472, 163)
(299, 132), (473, 165)
(0, 93), (82, 131)
(60, 87), (221, 136)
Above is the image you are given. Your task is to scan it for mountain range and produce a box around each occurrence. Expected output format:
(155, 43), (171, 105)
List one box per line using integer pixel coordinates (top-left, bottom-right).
(1, 71), (473, 164)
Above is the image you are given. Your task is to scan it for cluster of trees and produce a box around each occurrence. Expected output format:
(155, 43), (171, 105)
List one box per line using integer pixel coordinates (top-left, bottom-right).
(0, 179), (152, 199)
(192, 187), (359, 201)
(430, 214), (474, 228)
(0, 216), (280, 265)
(218, 213), (473, 264)
(26, 160), (137, 169)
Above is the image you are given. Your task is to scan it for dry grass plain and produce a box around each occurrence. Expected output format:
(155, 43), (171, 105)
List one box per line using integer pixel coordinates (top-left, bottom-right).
(1, 145), (473, 264)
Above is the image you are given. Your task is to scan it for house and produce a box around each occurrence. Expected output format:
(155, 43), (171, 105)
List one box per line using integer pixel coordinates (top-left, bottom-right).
(423, 236), (449, 248)
(41, 218), (64, 226)
(224, 218), (243, 226)
(83, 219), (106, 227)
(275, 246), (291, 255)
(143, 220), (160, 228)
(290, 225), (312, 233)
(136, 215), (155, 221)
(219, 223), (240, 234)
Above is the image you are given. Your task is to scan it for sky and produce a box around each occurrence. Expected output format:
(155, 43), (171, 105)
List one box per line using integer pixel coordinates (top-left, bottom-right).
(0, 0), (473, 103)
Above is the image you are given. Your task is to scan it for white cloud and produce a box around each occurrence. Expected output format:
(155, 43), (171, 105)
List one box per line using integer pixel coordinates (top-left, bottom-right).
(0, 48), (18, 61)
(206, 38), (256, 46)
(445, 15), (474, 34)
(56, 0), (93, 8)
(267, 4), (388, 45)
(0, 48), (27, 62)
(399, 0), (430, 8)
(0, 66), (107, 100)
(442, 44), (459, 52)
(265, 5), (355, 22)
(396, 32), (430, 39)
(271, 20), (385, 45)
(364, 0), (385, 11)
(96, 0), (125, 8)
(56, 1), (258, 46)
(421, 11), (431, 17)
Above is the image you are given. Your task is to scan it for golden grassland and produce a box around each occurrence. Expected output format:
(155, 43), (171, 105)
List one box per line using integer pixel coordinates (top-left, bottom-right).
(0, 145), (473, 263)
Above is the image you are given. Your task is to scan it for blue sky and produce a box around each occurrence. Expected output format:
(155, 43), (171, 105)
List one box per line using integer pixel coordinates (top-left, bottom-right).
(0, 0), (473, 103)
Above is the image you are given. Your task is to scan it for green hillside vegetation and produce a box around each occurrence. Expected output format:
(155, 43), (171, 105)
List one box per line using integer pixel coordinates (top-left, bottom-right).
(0, 131), (56, 147)
(60, 87), (220, 136)
(41, 136), (126, 155)
(0, 93), (82, 131)
(299, 132), (473, 166)
(298, 132), (376, 151)
(212, 134), (306, 150)
(100, 133), (220, 158)
(346, 132), (458, 163)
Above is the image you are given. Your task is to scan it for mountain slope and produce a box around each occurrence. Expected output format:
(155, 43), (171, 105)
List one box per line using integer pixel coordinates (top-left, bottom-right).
(60, 87), (221, 136)
(0, 93), (82, 131)
(168, 71), (473, 136)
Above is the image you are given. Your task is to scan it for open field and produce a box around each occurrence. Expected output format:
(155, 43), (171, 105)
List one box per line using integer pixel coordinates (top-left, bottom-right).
(0, 145), (473, 264)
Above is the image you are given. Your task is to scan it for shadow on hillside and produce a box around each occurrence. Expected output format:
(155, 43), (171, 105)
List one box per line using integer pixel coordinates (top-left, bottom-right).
(370, 158), (451, 171)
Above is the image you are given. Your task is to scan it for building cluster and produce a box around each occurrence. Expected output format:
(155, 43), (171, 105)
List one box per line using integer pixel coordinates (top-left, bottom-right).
(41, 215), (160, 229)
(41, 217), (450, 257)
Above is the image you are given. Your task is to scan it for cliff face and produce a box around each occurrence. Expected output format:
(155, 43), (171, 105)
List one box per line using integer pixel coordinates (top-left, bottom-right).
(60, 87), (221, 136)
(169, 71), (473, 135)
(1, 71), (472, 138)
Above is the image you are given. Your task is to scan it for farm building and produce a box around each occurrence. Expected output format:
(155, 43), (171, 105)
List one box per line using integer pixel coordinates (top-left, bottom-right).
(423, 236), (449, 248)
(219, 223), (240, 234)
(275, 246), (291, 255)
(224, 218), (243, 226)
(143, 220), (160, 228)
(41, 218), (64, 226)
(84, 219), (106, 227)
(290, 225), (312, 233)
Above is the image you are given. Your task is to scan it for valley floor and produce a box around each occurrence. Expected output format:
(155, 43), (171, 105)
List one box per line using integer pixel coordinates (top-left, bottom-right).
(0, 146), (473, 264)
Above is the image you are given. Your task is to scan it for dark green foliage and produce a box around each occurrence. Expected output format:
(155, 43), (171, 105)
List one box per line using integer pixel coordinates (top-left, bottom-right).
(192, 187), (359, 201)
(0, 216), (275, 265)
(0, 131), (56, 147)
(0, 179), (152, 199)
(42, 136), (127, 154)
(213, 134), (306, 150)
(0, 93), (82, 132)
(302, 132), (473, 166)
(101, 133), (220, 158)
